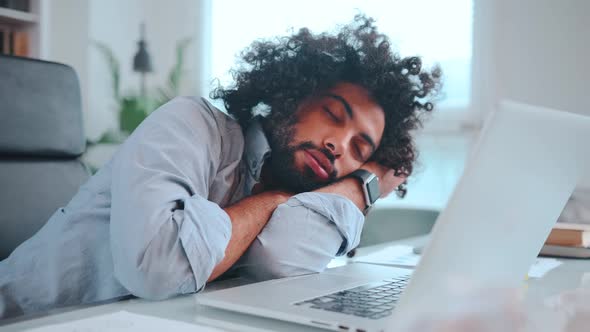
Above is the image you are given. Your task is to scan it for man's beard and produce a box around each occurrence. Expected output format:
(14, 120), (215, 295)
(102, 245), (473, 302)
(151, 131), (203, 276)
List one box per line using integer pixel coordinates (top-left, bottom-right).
(263, 119), (338, 193)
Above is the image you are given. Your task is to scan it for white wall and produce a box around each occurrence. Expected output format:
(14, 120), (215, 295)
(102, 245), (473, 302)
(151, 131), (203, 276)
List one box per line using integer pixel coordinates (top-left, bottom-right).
(474, 0), (590, 189)
(44, 0), (201, 140)
(141, 0), (200, 96)
(493, 0), (589, 116)
(44, 0), (91, 137)
(86, 0), (142, 141)
(500, 0), (589, 190)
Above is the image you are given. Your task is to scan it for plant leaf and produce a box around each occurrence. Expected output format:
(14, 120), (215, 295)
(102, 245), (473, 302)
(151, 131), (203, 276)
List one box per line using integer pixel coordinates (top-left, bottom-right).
(92, 41), (121, 102)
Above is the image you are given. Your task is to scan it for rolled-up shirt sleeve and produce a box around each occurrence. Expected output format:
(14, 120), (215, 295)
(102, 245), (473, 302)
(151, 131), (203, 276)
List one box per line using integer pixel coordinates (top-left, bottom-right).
(109, 97), (232, 300)
(237, 192), (364, 281)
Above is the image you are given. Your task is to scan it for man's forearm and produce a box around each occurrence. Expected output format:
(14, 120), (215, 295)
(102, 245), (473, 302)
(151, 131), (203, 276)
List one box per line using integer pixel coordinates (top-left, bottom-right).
(232, 180), (367, 281)
(208, 191), (291, 281)
(314, 177), (365, 212)
(209, 176), (366, 282)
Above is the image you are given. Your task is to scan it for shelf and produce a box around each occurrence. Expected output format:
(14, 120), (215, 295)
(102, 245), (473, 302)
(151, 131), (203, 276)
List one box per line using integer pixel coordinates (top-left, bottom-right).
(0, 7), (38, 25)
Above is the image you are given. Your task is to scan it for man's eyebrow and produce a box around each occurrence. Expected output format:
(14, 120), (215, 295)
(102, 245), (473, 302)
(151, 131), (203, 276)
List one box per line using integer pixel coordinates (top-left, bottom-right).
(324, 93), (353, 119)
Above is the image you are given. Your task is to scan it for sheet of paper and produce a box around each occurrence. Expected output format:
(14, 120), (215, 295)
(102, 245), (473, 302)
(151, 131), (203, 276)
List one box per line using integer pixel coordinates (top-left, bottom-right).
(527, 257), (563, 278)
(354, 245), (562, 278)
(25, 310), (226, 332)
(353, 245), (420, 267)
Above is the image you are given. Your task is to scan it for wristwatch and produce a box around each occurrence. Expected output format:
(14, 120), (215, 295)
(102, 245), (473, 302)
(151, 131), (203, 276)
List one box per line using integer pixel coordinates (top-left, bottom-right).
(349, 169), (381, 214)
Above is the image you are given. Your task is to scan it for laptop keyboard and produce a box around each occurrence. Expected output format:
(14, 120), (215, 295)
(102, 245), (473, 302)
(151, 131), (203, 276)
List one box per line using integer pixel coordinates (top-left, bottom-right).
(294, 274), (410, 320)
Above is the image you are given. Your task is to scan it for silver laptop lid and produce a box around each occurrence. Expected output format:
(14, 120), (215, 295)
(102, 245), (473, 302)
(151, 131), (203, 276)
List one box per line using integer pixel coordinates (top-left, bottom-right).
(389, 100), (590, 329)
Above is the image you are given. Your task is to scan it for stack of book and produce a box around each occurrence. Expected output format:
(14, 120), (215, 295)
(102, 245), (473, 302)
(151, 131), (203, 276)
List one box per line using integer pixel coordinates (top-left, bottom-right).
(541, 222), (590, 258)
(0, 0), (31, 57)
(0, 26), (28, 56)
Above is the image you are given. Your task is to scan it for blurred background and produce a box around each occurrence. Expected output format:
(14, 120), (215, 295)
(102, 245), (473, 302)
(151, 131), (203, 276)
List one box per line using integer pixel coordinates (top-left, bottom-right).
(1, 0), (588, 244)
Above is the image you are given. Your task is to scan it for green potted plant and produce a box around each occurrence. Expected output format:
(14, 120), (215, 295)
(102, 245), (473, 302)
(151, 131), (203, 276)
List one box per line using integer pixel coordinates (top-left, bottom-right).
(92, 38), (192, 143)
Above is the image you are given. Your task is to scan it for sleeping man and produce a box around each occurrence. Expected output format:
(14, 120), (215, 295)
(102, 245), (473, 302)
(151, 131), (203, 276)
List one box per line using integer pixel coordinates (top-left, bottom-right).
(0, 15), (440, 318)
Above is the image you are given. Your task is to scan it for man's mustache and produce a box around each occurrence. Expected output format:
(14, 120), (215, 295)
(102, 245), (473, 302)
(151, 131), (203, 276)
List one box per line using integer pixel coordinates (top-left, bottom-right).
(296, 141), (338, 179)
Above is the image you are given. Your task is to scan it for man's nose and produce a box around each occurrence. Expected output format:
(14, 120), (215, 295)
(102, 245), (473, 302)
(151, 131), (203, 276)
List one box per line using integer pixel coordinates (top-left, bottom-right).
(324, 138), (345, 158)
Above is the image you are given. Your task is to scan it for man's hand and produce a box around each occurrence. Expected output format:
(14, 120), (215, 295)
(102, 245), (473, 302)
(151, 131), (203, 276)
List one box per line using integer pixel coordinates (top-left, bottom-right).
(360, 161), (407, 198)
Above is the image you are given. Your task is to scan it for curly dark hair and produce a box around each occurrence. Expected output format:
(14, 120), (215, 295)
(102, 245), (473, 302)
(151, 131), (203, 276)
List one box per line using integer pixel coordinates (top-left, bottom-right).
(212, 14), (442, 195)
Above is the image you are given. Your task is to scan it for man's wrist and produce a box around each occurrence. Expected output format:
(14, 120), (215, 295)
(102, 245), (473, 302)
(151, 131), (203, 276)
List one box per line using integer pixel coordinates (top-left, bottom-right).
(271, 191), (292, 205)
(314, 177), (366, 213)
(348, 169), (380, 214)
(254, 190), (292, 207)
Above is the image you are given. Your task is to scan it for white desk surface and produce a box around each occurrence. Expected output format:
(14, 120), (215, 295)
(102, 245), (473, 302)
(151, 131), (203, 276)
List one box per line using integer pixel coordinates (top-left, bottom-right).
(2, 235), (589, 331)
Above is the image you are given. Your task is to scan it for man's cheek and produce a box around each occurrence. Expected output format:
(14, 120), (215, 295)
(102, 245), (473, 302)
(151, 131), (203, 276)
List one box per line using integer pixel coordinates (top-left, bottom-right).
(292, 151), (306, 170)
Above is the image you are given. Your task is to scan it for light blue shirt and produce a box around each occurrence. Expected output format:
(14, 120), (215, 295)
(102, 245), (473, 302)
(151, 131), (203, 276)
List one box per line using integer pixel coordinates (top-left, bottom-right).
(0, 97), (364, 319)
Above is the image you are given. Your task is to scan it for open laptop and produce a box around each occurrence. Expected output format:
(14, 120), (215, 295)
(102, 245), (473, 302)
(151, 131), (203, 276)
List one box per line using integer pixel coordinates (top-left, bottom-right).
(198, 100), (590, 332)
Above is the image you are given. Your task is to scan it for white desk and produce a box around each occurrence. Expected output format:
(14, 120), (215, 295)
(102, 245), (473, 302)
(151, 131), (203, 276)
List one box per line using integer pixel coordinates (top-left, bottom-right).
(2, 235), (589, 331)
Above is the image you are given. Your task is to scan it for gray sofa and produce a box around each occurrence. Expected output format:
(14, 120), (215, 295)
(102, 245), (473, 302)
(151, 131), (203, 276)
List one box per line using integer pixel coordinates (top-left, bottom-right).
(0, 55), (89, 260)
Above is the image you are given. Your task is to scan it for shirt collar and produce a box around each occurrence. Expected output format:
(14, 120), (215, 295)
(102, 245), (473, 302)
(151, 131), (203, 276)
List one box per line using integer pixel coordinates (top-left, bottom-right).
(243, 117), (271, 182)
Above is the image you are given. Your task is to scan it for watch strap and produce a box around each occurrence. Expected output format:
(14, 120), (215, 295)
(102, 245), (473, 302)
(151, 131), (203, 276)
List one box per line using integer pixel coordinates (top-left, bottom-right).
(349, 169), (379, 213)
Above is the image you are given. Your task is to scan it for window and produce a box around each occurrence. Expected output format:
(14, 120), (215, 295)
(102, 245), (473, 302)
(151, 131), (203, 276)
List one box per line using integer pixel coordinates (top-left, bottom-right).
(211, 0), (473, 120)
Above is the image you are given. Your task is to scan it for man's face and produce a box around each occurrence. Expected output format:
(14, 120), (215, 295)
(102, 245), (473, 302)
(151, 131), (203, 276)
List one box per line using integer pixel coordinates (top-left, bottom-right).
(266, 82), (385, 192)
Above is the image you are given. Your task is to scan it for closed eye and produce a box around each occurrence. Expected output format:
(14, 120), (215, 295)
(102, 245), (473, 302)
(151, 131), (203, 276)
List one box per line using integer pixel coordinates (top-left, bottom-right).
(323, 106), (339, 121)
(354, 144), (364, 160)
(354, 140), (371, 162)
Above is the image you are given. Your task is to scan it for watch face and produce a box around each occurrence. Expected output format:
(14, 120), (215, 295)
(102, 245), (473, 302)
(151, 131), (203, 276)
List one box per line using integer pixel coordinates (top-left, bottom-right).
(367, 176), (380, 203)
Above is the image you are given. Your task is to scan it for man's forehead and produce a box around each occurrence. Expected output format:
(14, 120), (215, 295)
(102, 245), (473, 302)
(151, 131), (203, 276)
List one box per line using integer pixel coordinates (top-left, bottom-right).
(325, 82), (372, 99)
